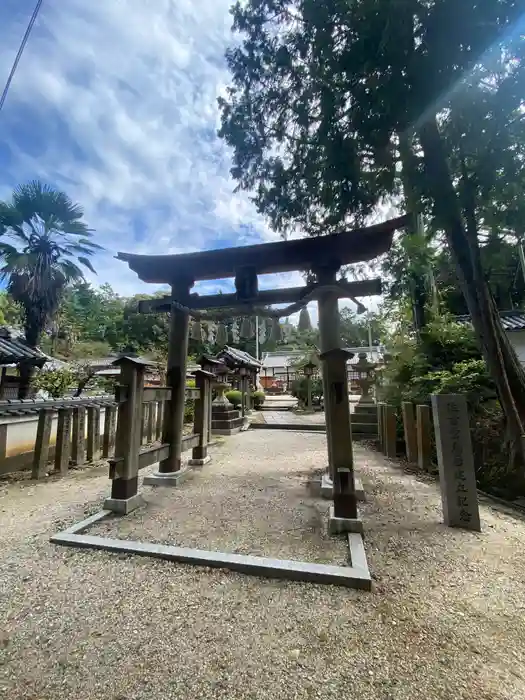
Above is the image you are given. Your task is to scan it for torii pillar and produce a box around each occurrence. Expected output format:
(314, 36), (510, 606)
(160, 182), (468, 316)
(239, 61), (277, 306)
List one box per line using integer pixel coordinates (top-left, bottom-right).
(316, 266), (362, 534)
(144, 278), (192, 487)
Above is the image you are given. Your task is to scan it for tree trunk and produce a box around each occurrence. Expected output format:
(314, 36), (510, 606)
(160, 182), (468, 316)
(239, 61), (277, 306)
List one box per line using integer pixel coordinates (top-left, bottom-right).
(399, 134), (427, 335)
(418, 117), (525, 479)
(18, 322), (41, 400)
(17, 364), (34, 399)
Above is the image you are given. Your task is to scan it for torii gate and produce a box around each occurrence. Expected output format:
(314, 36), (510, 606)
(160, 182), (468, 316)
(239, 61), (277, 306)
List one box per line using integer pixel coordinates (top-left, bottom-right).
(116, 214), (409, 532)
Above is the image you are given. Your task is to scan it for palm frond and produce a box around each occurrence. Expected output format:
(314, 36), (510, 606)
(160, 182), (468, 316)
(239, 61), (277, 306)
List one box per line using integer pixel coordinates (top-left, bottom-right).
(77, 256), (97, 274)
(12, 180), (85, 226)
(0, 180), (99, 342)
(58, 260), (84, 281)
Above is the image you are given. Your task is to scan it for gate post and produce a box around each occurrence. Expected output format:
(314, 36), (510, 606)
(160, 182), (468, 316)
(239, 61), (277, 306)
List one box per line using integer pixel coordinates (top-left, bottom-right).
(104, 357), (150, 514)
(188, 369), (214, 466)
(320, 348), (363, 535)
(144, 283), (192, 486)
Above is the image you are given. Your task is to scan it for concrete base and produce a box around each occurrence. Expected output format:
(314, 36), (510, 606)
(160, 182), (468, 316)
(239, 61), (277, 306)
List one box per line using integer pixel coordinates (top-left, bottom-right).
(51, 510), (372, 590)
(143, 467), (192, 487)
(211, 426), (243, 436)
(321, 473), (365, 502)
(187, 455), (211, 467)
(328, 505), (364, 535)
(103, 493), (144, 515)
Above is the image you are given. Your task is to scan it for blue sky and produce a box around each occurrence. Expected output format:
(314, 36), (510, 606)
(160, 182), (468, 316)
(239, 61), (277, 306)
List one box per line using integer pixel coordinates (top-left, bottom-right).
(0, 0), (380, 322)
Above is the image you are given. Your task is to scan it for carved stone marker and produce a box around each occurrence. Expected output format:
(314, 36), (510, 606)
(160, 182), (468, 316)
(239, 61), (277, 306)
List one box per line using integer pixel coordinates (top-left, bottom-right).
(431, 394), (481, 532)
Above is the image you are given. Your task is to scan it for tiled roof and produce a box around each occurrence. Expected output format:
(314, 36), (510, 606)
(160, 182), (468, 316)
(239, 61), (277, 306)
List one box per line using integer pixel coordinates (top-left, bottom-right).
(217, 346), (262, 369)
(456, 311), (525, 332)
(261, 350), (304, 369)
(0, 327), (48, 366)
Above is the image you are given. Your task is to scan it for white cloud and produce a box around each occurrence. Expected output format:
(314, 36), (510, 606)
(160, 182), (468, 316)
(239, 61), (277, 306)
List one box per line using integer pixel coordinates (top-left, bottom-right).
(0, 0), (277, 291)
(0, 0), (391, 320)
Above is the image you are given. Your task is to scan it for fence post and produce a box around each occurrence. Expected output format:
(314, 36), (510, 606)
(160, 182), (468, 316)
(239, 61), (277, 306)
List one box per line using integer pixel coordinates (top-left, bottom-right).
(147, 402), (155, 443)
(32, 409), (52, 479)
(55, 408), (73, 476)
(141, 403), (149, 445)
(86, 406), (101, 462)
(189, 370), (213, 466)
(402, 401), (418, 464)
(102, 404), (117, 458)
(155, 401), (163, 441)
(105, 357), (150, 513)
(384, 404), (397, 459)
(0, 423), (7, 461)
(416, 404), (432, 471)
(71, 406), (86, 466)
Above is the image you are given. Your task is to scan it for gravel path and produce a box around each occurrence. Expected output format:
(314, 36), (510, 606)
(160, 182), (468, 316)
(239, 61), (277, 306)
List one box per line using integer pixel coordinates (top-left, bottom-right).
(1, 430), (525, 699)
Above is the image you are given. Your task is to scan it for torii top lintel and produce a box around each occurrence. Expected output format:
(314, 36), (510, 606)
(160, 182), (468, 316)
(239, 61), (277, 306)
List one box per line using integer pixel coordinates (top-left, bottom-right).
(117, 214), (409, 285)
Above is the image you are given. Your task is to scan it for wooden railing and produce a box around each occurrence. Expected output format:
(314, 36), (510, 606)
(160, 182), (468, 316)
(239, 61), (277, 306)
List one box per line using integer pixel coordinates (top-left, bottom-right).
(0, 385), (203, 480)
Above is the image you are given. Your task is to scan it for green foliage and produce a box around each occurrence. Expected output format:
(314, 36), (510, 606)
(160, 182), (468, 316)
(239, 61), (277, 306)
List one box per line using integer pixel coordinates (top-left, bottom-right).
(290, 377), (323, 404)
(32, 368), (74, 398)
(184, 400), (194, 424)
(0, 292), (22, 326)
(225, 390), (243, 408)
(251, 390), (266, 408)
(0, 181), (100, 347)
(381, 317), (483, 407)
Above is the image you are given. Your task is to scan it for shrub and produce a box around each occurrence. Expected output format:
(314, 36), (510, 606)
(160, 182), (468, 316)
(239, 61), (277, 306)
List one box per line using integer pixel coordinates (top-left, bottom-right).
(32, 368), (74, 398)
(225, 390), (243, 407)
(290, 377), (322, 404)
(252, 390), (266, 408)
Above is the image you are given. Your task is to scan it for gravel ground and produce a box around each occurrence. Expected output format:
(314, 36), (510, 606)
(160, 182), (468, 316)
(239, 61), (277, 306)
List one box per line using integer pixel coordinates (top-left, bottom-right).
(1, 430), (525, 700)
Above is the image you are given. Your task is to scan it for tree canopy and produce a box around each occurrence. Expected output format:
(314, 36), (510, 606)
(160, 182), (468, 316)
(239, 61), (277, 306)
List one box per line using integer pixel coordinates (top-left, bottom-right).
(219, 0), (525, 477)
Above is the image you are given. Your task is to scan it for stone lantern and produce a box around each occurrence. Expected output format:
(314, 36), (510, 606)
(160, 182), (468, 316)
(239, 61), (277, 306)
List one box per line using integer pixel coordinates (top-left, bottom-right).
(354, 352), (376, 404)
(212, 362), (232, 408)
(303, 360), (317, 413)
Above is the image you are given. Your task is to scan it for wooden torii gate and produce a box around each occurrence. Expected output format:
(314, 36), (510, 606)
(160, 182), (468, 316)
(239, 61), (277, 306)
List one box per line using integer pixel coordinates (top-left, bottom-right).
(114, 214), (409, 532)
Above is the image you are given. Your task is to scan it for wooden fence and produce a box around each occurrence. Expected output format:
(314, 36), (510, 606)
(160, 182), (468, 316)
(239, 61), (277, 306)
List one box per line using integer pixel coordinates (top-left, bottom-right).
(0, 383), (203, 480)
(376, 401), (433, 471)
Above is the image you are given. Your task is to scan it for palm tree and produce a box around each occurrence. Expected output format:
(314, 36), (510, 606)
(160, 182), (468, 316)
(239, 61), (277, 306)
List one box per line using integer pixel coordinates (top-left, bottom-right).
(0, 181), (102, 397)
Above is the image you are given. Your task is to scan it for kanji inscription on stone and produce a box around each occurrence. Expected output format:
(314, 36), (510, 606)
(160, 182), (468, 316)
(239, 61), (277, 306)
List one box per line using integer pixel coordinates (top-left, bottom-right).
(431, 394), (481, 532)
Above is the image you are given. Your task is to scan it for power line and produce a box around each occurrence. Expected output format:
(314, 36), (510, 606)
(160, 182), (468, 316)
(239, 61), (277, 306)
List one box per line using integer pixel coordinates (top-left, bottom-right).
(0, 0), (44, 114)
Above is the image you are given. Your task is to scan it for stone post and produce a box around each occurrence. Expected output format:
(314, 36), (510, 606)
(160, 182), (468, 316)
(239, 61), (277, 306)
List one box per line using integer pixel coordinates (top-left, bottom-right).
(102, 404), (117, 458)
(431, 394), (481, 531)
(32, 409), (52, 479)
(377, 402), (385, 452)
(105, 357), (149, 513)
(71, 406), (86, 466)
(86, 406), (101, 462)
(320, 348), (362, 534)
(402, 401), (418, 464)
(240, 375), (247, 418)
(384, 404), (397, 458)
(316, 266), (340, 478)
(245, 374), (252, 413)
(189, 370), (213, 466)
(145, 280), (192, 485)
(416, 404), (432, 471)
(55, 408), (72, 476)
(306, 374), (313, 413)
